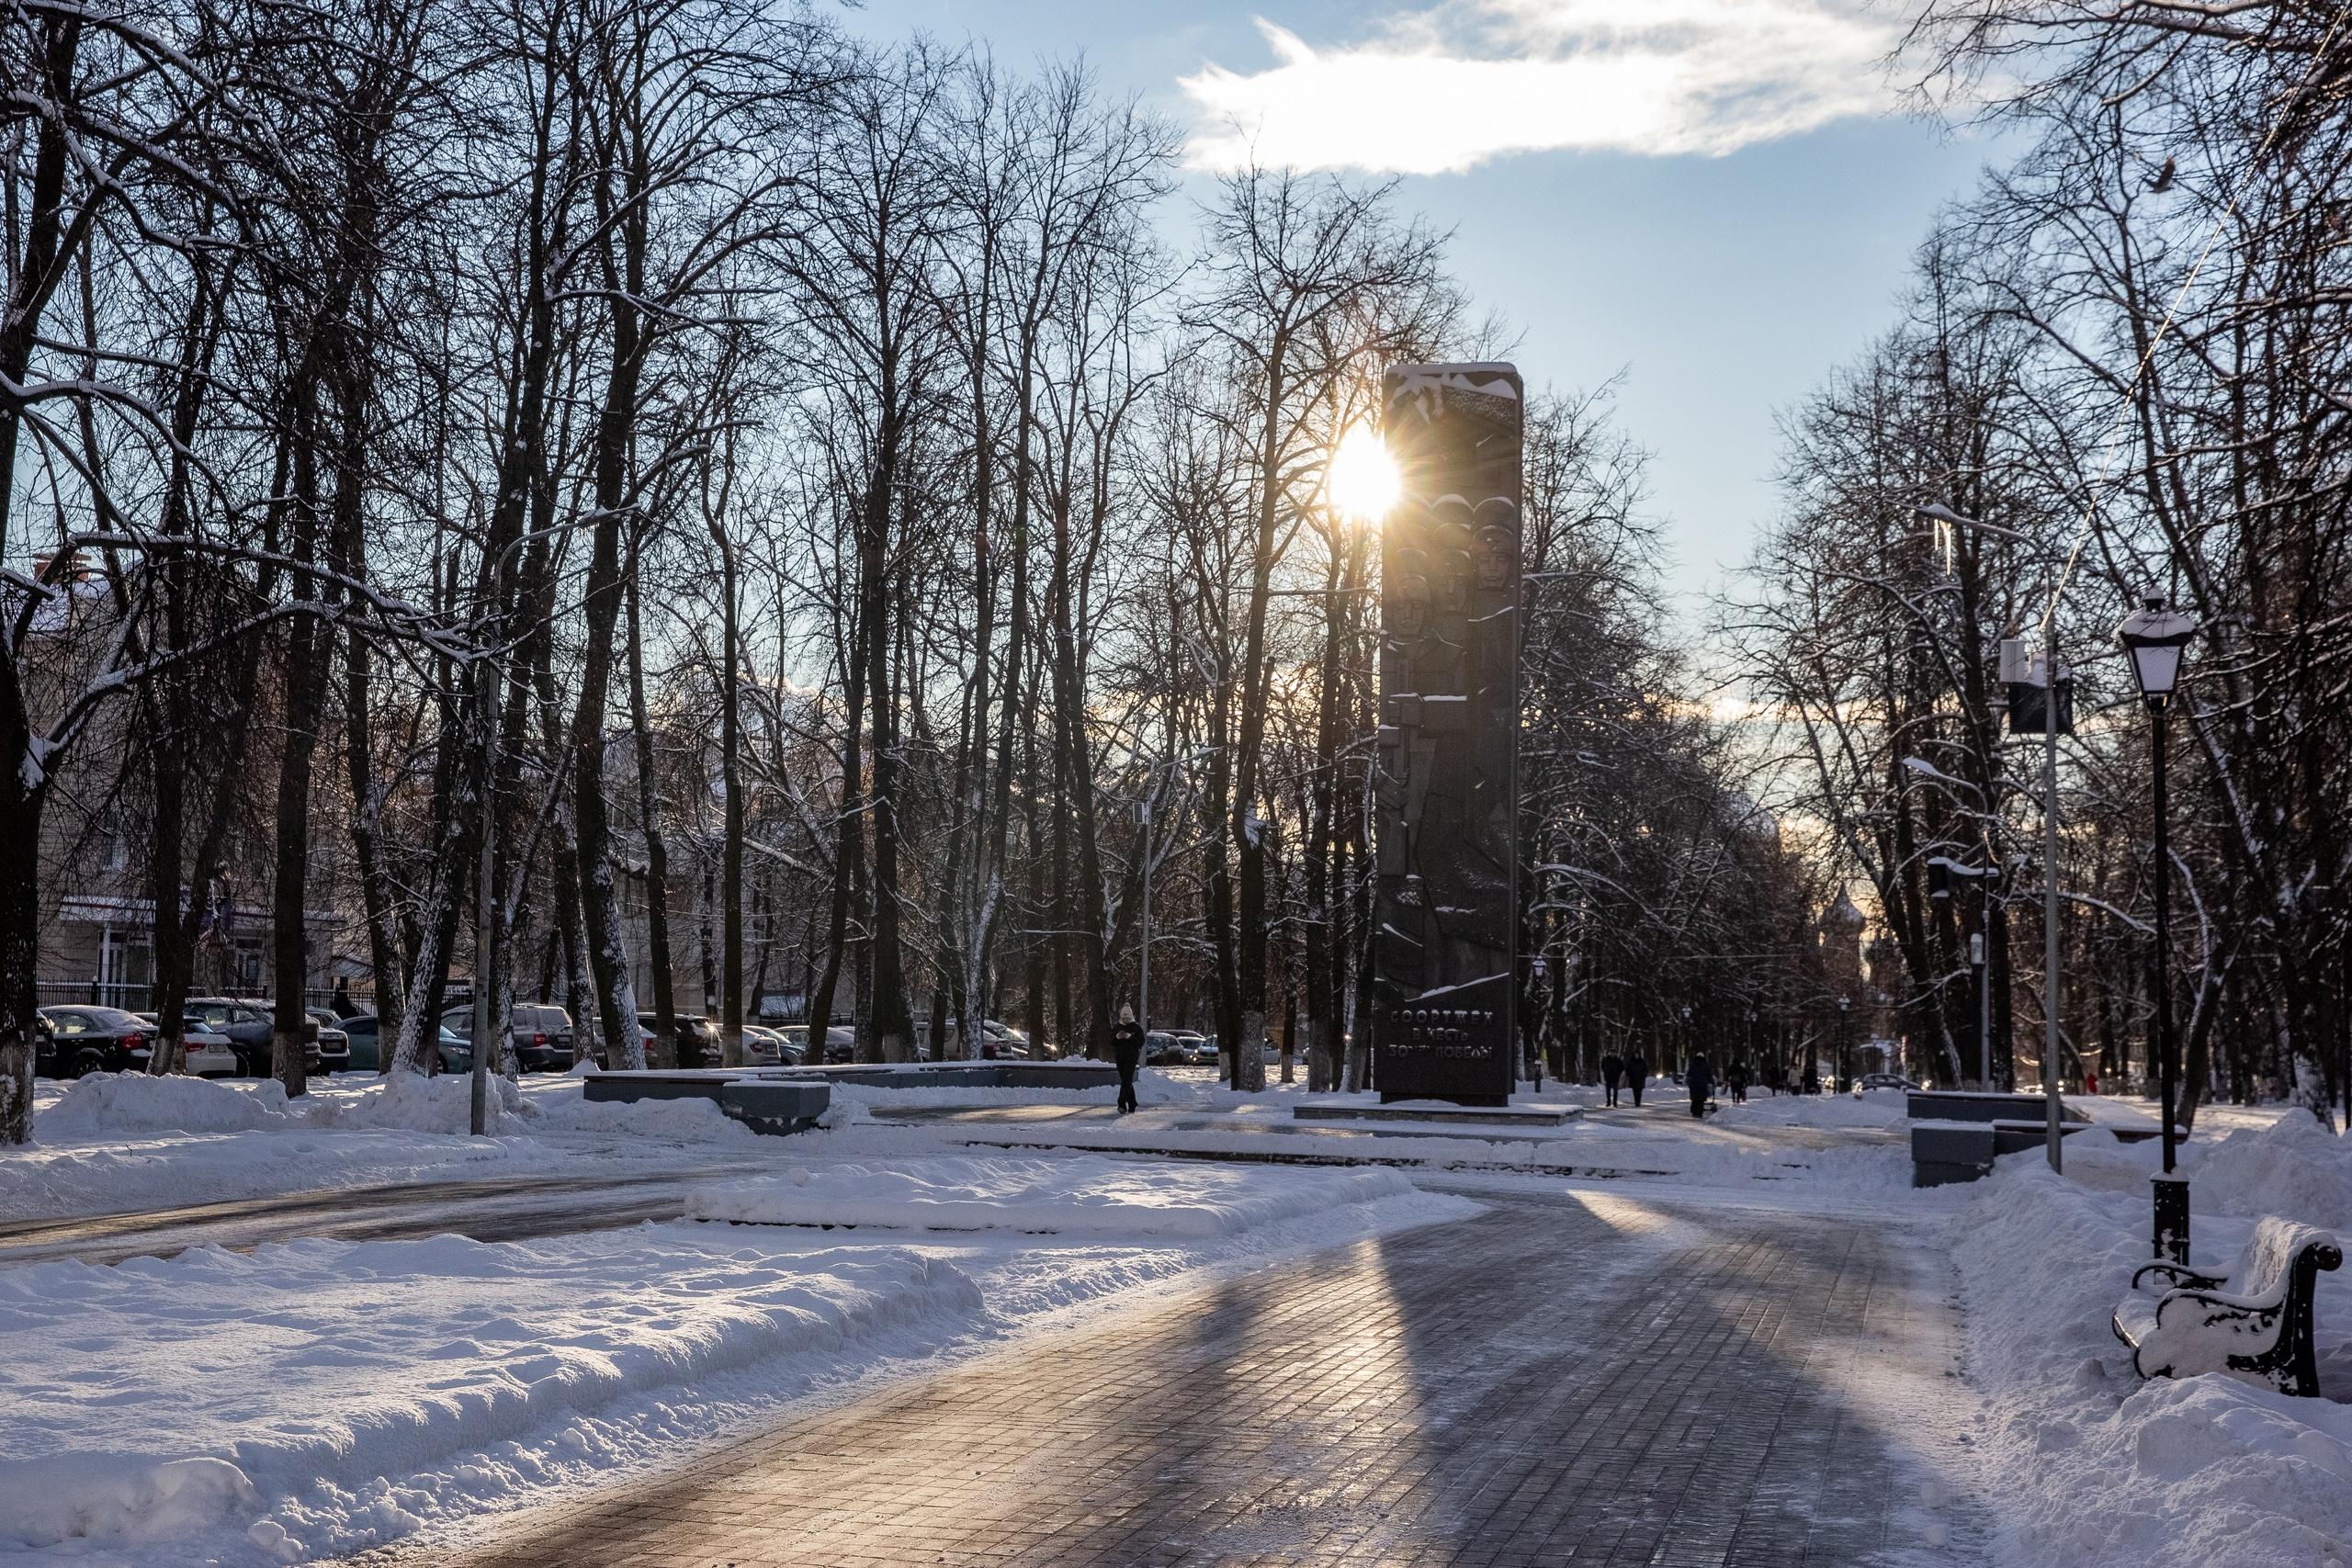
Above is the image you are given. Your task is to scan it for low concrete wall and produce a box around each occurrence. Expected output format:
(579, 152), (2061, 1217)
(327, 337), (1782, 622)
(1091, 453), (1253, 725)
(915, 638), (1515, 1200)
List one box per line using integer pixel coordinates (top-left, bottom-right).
(776, 1060), (1120, 1092)
(1906, 1089), (2088, 1124)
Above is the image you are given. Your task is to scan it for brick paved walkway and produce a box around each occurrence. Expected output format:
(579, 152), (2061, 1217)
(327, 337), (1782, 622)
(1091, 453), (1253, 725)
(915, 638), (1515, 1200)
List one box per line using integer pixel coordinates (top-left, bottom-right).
(406, 1186), (1980, 1568)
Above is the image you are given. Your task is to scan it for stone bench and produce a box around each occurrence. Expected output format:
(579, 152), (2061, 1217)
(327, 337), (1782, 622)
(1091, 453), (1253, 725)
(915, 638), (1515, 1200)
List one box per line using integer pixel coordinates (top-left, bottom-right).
(582, 1070), (830, 1136)
(719, 1079), (831, 1136)
(2111, 1215), (2343, 1397)
(1909, 1118), (2095, 1186)
(1905, 1089), (2088, 1123)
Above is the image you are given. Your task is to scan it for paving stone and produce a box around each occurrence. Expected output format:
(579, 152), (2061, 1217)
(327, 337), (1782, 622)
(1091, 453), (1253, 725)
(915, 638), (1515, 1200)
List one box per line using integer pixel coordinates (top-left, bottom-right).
(378, 1187), (1981, 1568)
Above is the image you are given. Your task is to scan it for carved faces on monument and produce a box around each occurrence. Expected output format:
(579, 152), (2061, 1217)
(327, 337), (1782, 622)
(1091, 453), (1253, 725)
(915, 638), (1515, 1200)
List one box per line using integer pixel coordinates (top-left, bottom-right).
(1387, 544), (1431, 637)
(1473, 497), (1518, 591)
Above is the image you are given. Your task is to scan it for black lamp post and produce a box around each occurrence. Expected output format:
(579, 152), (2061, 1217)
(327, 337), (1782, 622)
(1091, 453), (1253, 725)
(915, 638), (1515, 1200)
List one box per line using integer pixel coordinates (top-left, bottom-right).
(2118, 592), (2196, 1263)
(1836, 993), (1850, 1093)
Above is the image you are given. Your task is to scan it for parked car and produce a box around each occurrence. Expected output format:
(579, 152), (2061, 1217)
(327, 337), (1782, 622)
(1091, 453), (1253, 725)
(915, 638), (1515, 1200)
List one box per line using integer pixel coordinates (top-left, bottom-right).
(339, 1013), (471, 1074)
(1167, 1031), (1214, 1066)
(982, 1020), (1054, 1058)
(741, 1024), (791, 1066)
(302, 1008), (351, 1073)
(187, 998), (321, 1076)
(439, 1003), (573, 1072)
(635, 1012), (720, 1069)
(1859, 1072), (1919, 1092)
(1144, 1031), (1186, 1066)
(35, 1006), (152, 1077)
(778, 1024), (854, 1064)
(133, 1012), (239, 1077)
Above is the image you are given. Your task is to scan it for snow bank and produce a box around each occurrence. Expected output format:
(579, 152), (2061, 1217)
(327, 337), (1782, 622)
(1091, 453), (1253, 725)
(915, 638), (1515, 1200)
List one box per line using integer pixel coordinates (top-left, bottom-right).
(6, 1074), (760, 1224)
(39, 1073), (299, 1136)
(2195, 1111), (2352, 1232)
(687, 1155), (1417, 1236)
(0, 1229), (980, 1558)
(1956, 1162), (2352, 1567)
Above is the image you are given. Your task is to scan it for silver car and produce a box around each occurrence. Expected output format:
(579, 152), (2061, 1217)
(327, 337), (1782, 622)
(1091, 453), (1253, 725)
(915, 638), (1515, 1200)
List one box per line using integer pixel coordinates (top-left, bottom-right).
(132, 1013), (240, 1077)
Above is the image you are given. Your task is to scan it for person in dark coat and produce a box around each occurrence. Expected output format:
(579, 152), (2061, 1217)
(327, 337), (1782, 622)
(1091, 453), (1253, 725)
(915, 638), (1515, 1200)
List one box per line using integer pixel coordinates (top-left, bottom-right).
(1600, 1052), (1624, 1107)
(1726, 1056), (1750, 1104)
(1623, 1053), (1649, 1107)
(1111, 1004), (1145, 1114)
(1687, 1050), (1713, 1118)
(331, 976), (356, 1019)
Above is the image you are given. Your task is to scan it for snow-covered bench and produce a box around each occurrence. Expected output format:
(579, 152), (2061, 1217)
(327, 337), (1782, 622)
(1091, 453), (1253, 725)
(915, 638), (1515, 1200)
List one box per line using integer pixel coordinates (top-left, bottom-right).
(2111, 1216), (2342, 1397)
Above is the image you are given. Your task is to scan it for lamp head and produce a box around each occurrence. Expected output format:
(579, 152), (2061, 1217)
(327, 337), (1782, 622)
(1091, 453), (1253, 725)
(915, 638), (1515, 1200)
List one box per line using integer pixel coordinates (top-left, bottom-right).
(2116, 592), (2198, 706)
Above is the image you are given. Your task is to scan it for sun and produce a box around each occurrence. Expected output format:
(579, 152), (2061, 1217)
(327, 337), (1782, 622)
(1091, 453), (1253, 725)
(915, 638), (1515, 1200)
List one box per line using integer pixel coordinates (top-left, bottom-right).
(1326, 423), (1400, 523)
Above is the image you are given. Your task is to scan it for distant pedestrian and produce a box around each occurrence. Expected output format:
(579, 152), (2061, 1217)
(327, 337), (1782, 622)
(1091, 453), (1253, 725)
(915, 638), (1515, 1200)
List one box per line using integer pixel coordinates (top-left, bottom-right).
(1624, 1053), (1649, 1108)
(1600, 1052), (1624, 1107)
(1726, 1057), (1750, 1104)
(1687, 1051), (1713, 1119)
(1111, 1004), (1145, 1114)
(331, 977), (356, 1019)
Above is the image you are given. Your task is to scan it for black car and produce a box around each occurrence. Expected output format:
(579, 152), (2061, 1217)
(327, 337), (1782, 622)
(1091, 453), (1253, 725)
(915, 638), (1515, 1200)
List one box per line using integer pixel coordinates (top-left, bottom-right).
(634, 1012), (718, 1068)
(187, 998), (322, 1076)
(35, 1006), (152, 1077)
(441, 1002), (574, 1072)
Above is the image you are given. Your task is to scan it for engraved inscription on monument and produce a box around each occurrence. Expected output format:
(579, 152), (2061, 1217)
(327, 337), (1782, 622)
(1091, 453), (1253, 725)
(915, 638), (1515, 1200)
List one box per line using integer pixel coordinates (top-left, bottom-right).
(1373, 362), (1522, 1106)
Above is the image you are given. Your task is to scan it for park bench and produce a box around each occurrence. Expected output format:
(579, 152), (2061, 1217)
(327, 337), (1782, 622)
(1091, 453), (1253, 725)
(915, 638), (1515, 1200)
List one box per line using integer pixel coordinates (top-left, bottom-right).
(2110, 1216), (2343, 1397)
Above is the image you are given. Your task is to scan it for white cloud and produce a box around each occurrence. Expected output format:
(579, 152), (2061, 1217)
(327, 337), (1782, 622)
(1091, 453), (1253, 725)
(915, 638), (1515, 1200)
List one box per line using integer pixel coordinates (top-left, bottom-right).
(1179, 0), (1901, 174)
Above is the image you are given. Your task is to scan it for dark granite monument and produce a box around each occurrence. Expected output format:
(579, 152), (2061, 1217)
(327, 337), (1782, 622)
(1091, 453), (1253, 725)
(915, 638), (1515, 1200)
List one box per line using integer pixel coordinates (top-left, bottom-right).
(1373, 362), (1522, 1106)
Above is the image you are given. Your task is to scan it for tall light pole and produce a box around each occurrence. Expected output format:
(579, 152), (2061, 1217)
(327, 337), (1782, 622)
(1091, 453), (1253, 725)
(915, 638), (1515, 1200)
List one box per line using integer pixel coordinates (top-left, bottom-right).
(1136, 795), (1153, 1032)
(1837, 993), (1850, 1094)
(2119, 592), (2197, 1262)
(1918, 502), (2064, 1166)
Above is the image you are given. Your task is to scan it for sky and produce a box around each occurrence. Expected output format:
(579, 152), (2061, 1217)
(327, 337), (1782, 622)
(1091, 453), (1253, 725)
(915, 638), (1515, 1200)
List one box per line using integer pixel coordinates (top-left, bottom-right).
(839, 0), (2001, 613)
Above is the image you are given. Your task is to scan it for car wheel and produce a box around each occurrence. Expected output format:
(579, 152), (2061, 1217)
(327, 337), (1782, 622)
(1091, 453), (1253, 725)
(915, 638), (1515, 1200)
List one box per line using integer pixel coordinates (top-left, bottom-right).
(68, 1049), (107, 1078)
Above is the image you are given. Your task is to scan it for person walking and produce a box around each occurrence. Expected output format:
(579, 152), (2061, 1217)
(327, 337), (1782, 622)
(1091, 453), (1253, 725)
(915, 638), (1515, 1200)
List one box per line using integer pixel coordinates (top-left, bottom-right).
(1726, 1056), (1750, 1104)
(1600, 1051), (1624, 1108)
(1624, 1052), (1649, 1108)
(331, 976), (356, 1019)
(1687, 1050), (1713, 1119)
(1111, 1004), (1145, 1114)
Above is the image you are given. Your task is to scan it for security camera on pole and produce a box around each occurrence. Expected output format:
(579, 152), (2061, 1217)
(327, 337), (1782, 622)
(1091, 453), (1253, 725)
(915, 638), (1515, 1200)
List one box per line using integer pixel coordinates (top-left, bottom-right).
(2117, 592), (2198, 1263)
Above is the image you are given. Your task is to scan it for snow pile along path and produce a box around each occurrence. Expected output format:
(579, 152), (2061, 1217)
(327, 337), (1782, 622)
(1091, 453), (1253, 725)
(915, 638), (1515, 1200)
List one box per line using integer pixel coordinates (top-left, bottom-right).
(1955, 1156), (2352, 1568)
(2193, 1111), (2352, 1231)
(0, 1229), (979, 1562)
(35, 1072), (301, 1136)
(687, 1154), (1417, 1235)
(5, 1072), (761, 1224)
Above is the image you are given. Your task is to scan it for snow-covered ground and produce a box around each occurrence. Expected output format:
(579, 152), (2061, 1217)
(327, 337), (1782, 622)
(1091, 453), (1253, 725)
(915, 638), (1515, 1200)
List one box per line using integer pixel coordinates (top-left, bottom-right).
(0, 1142), (1470, 1564)
(685, 1154), (1416, 1235)
(4, 1072), (767, 1224)
(7, 1067), (2346, 1568)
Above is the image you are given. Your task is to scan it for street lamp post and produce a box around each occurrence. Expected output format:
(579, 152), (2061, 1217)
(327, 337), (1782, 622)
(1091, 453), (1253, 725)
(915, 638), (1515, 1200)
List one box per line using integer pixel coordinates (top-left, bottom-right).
(2119, 592), (2197, 1263)
(1136, 795), (1154, 1033)
(1917, 501), (2064, 1167)
(1970, 930), (1990, 1089)
(1837, 994), (1850, 1094)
